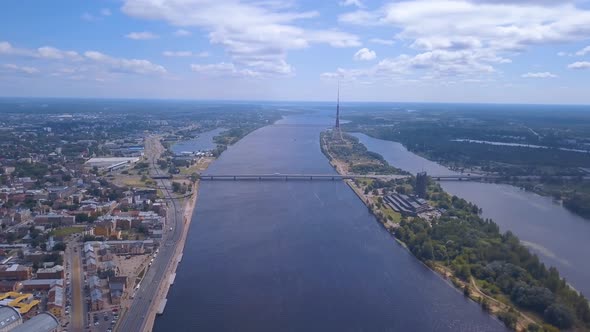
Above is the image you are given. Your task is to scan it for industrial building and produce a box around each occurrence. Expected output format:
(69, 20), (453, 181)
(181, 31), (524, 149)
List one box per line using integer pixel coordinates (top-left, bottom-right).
(0, 265), (32, 281)
(21, 279), (62, 292)
(0, 306), (21, 332)
(46, 285), (63, 317)
(10, 312), (59, 332)
(84, 157), (140, 171)
(385, 194), (430, 217)
(36, 266), (64, 280)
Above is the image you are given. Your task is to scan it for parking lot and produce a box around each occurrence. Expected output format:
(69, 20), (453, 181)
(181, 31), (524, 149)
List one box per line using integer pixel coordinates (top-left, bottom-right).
(88, 308), (119, 332)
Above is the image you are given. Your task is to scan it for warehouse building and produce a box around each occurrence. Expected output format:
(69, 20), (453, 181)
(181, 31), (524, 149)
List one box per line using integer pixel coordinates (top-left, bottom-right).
(10, 313), (59, 332)
(0, 306), (21, 332)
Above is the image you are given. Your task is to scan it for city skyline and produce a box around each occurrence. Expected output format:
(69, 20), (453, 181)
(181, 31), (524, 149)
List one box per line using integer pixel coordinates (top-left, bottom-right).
(1, 0), (590, 104)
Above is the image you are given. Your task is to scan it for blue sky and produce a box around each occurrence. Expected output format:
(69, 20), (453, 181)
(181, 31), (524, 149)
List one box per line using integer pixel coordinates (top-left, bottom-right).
(1, 0), (590, 104)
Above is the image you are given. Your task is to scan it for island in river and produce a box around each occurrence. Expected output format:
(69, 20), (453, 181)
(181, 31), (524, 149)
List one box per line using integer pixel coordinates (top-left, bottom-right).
(321, 129), (590, 332)
(342, 104), (590, 221)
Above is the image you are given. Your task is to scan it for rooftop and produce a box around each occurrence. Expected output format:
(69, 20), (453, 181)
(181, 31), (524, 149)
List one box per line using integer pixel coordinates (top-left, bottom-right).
(21, 279), (63, 287)
(0, 305), (21, 329)
(90, 289), (102, 302)
(11, 312), (59, 332)
(48, 285), (63, 307)
(37, 265), (63, 274)
(0, 264), (29, 272)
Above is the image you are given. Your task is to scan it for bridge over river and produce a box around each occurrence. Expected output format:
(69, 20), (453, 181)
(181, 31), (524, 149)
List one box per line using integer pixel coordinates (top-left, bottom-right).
(198, 173), (500, 181)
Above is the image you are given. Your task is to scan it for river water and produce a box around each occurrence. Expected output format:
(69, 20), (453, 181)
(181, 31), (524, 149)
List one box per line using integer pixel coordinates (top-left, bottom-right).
(154, 114), (505, 331)
(171, 128), (226, 154)
(353, 133), (590, 297)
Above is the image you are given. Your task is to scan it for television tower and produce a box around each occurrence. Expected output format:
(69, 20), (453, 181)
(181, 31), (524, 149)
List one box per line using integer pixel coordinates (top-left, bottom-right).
(335, 82), (340, 129)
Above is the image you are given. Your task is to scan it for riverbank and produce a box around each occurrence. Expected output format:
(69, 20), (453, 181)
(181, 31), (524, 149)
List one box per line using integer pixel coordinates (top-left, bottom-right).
(143, 157), (215, 332)
(355, 130), (590, 222)
(321, 129), (590, 332)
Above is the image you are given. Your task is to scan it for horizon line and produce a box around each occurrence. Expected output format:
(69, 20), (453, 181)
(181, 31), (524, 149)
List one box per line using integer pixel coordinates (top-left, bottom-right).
(0, 96), (589, 107)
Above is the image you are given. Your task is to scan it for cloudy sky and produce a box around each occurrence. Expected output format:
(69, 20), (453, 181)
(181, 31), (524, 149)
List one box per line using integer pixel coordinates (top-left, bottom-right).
(1, 0), (590, 104)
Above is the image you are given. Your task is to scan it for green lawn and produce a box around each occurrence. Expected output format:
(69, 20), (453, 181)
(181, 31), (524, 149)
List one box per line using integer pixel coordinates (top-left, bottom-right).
(50, 226), (84, 237)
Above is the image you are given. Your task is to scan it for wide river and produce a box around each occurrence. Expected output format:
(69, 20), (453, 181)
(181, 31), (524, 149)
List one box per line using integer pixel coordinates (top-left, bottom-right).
(352, 133), (590, 297)
(154, 114), (506, 331)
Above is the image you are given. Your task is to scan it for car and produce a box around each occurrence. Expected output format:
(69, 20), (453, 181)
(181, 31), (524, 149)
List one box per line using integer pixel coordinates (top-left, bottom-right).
(104, 316), (109, 321)
(94, 321), (99, 326)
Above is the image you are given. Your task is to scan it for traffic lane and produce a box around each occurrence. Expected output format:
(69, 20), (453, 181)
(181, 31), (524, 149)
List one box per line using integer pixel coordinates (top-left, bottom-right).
(118, 222), (179, 330)
(71, 244), (85, 331)
(117, 192), (183, 331)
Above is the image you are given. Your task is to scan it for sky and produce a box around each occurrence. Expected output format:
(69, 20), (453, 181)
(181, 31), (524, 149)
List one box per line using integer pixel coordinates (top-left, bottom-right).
(1, 0), (590, 104)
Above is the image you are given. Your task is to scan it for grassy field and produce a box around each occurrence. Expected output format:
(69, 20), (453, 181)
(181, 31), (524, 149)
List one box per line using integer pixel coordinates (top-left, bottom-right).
(371, 196), (402, 223)
(50, 226), (85, 237)
(179, 157), (215, 175)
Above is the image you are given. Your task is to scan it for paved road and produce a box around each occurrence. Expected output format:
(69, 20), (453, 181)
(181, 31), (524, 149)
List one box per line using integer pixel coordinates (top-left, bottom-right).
(200, 173), (411, 181)
(71, 244), (85, 331)
(116, 136), (185, 332)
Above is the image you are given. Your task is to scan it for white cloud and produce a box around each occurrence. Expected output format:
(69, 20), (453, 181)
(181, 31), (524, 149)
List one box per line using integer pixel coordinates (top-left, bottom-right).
(575, 46), (590, 56)
(37, 46), (81, 60)
(369, 38), (395, 45)
(174, 29), (191, 37)
(2, 63), (39, 74)
(163, 51), (193, 57)
(354, 48), (376, 61)
(323, 48), (502, 82)
(0, 41), (35, 56)
(122, 0), (360, 76)
(340, 0), (364, 8)
(163, 50), (209, 57)
(339, 0), (590, 77)
(84, 51), (166, 74)
(521, 72), (557, 78)
(568, 61), (590, 70)
(1, 41), (167, 81)
(191, 62), (261, 78)
(125, 31), (159, 40)
(100, 8), (112, 16)
(1, 41), (81, 60)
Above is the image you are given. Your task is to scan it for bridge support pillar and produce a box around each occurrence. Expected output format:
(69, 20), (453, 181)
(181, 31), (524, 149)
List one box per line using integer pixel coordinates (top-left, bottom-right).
(233, 176), (236, 181)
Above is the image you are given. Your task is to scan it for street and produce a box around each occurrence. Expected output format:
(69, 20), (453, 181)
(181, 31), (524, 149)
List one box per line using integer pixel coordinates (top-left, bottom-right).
(116, 136), (185, 332)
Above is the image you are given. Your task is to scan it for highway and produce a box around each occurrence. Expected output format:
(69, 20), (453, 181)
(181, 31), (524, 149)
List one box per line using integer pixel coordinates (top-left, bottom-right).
(116, 136), (185, 332)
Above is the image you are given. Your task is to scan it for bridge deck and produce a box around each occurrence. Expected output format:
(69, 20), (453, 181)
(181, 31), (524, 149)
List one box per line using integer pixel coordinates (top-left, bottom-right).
(199, 174), (497, 181)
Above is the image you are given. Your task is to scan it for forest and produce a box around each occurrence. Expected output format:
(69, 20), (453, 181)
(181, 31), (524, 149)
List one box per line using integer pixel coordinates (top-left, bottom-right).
(395, 180), (590, 330)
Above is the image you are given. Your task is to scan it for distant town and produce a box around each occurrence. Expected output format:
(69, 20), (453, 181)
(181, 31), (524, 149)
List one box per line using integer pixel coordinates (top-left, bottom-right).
(0, 104), (279, 332)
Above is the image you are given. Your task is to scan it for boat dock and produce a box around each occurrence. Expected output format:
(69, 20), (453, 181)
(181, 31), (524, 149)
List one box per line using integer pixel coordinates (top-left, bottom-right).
(169, 273), (176, 285)
(157, 298), (167, 315)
